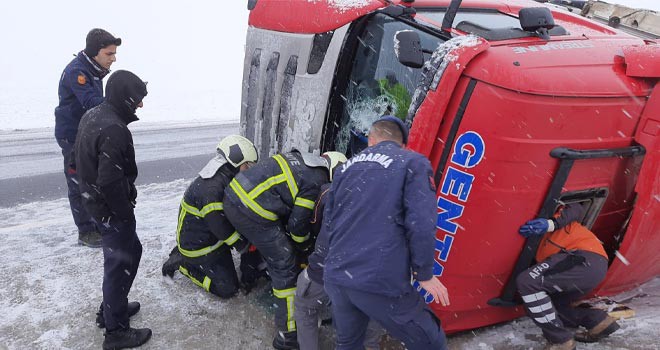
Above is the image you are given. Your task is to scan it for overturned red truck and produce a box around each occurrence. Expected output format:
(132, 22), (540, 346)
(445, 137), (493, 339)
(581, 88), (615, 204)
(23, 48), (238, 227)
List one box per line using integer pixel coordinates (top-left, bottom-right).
(239, 0), (660, 333)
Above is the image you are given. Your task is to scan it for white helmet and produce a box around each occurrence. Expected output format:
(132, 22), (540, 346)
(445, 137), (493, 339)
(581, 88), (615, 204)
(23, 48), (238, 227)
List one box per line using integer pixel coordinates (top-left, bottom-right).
(322, 151), (348, 181)
(217, 135), (258, 168)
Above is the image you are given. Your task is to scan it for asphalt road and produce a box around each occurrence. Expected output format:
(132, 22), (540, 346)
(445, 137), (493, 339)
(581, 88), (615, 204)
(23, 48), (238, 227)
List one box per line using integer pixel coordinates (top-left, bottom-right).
(0, 121), (239, 208)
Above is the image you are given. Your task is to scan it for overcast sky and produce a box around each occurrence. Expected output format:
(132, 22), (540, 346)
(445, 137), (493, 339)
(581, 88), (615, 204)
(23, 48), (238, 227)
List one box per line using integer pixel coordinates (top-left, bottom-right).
(0, 0), (656, 130)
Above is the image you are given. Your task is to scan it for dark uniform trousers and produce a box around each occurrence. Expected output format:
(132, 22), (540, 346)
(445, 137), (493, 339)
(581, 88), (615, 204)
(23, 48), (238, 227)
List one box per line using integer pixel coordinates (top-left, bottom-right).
(516, 250), (609, 344)
(224, 201), (299, 332)
(99, 217), (142, 331)
(178, 248), (239, 299)
(325, 282), (447, 350)
(57, 138), (96, 234)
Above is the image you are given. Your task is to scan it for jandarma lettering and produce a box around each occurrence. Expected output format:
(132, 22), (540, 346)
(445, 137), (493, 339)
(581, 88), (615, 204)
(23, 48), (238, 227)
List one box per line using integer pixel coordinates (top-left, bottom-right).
(341, 153), (393, 172)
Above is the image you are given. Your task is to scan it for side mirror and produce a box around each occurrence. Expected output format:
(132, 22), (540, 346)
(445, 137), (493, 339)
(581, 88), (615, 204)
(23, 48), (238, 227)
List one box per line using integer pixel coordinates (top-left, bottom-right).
(394, 30), (424, 69)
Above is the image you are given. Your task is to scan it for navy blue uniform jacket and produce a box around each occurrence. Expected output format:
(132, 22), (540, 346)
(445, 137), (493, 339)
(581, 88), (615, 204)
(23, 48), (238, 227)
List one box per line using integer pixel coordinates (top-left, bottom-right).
(54, 52), (106, 140)
(322, 141), (437, 297)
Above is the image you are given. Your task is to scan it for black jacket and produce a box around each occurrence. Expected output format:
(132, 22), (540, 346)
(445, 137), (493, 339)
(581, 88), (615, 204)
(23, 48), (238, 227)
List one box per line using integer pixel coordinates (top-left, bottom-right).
(224, 151), (329, 242)
(177, 164), (244, 260)
(75, 70), (147, 223)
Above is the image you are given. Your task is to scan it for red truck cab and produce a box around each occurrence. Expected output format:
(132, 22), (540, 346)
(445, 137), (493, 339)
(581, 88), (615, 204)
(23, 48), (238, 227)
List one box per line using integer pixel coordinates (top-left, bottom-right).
(241, 0), (660, 333)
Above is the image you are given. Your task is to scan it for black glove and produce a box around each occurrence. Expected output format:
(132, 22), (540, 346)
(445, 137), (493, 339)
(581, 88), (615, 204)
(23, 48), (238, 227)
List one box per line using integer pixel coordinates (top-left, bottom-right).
(162, 246), (183, 278)
(231, 238), (250, 255)
(240, 250), (267, 294)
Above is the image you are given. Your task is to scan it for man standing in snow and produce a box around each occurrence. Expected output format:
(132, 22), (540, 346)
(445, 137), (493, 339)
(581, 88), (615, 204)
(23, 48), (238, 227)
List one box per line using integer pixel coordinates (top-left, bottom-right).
(517, 203), (620, 350)
(223, 150), (346, 349)
(321, 115), (450, 350)
(55, 28), (121, 248)
(161, 135), (267, 298)
(75, 70), (151, 350)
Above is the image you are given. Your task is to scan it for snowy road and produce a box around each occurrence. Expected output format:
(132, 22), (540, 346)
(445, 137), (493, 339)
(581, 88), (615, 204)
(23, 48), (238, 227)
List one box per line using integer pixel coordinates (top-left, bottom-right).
(0, 121), (239, 207)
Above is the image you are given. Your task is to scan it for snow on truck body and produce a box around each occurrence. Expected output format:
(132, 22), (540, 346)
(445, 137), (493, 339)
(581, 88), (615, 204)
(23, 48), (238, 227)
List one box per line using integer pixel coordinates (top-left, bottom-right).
(240, 0), (660, 333)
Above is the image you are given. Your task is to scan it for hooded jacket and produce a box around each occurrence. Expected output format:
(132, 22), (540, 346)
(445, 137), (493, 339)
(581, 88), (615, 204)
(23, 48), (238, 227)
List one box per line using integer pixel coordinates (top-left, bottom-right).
(75, 70), (147, 223)
(54, 52), (109, 140)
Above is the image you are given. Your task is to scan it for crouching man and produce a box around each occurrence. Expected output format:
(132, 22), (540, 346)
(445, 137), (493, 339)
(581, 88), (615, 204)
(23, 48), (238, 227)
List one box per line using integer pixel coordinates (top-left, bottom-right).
(517, 203), (620, 350)
(161, 135), (266, 298)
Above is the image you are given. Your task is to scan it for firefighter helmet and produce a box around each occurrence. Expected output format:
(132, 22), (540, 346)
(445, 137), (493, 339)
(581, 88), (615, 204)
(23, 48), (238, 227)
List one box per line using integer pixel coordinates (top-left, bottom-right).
(217, 135), (258, 168)
(322, 151), (348, 181)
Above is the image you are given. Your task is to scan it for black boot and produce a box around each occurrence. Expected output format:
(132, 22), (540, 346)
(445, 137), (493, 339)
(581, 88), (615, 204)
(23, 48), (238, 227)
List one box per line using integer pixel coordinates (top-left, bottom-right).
(162, 246), (184, 277)
(272, 330), (299, 350)
(78, 231), (102, 248)
(103, 327), (152, 350)
(96, 302), (141, 328)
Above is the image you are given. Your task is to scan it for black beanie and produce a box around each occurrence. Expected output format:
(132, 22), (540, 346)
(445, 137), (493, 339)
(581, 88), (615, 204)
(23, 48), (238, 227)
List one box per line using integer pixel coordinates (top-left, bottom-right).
(106, 70), (148, 118)
(84, 28), (122, 57)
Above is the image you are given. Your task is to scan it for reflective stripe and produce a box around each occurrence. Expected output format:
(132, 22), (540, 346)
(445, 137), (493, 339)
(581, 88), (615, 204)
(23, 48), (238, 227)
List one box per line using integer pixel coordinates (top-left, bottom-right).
(290, 232), (310, 243)
(273, 155), (299, 199)
(229, 180), (278, 221)
(534, 312), (556, 324)
(224, 231), (241, 246)
(529, 302), (553, 314)
(177, 199), (228, 258)
(273, 287), (297, 331)
(179, 266), (212, 292)
(249, 174), (287, 198)
(294, 197), (315, 210)
(522, 291), (549, 303)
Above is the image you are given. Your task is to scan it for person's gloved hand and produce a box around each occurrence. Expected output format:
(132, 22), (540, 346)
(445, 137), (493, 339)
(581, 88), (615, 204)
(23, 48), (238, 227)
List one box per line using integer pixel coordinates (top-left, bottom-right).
(231, 238), (249, 255)
(519, 218), (554, 238)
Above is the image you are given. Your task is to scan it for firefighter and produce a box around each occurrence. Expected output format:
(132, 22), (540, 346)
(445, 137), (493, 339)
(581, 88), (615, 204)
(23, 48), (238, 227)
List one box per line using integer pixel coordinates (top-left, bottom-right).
(517, 203), (620, 350)
(321, 116), (450, 350)
(223, 150), (347, 350)
(161, 135), (266, 298)
(74, 70), (150, 349)
(55, 28), (121, 247)
(294, 183), (384, 350)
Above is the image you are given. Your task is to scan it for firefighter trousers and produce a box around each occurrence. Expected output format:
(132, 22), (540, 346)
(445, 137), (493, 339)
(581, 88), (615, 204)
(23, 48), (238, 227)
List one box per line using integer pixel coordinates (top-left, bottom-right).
(516, 250), (608, 344)
(325, 282), (447, 350)
(99, 217), (142, 331)
(179, 248), (240, 299)
(224, 202), (300, 332)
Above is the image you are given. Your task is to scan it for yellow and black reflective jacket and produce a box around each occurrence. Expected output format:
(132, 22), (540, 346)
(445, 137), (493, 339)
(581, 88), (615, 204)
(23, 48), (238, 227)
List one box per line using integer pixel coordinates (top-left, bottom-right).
(177, 164), (242, 260)
(226, 151), (329, 243)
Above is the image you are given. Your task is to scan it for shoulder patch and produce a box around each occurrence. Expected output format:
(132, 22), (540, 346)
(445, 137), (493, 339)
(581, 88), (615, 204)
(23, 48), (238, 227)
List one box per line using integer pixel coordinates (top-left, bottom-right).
(77, 74), (86, 85)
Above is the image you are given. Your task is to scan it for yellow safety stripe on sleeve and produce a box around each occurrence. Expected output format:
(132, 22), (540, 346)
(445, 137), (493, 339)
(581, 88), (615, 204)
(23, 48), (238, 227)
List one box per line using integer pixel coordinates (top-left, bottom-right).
(179, 266), (212, 292)
(229, 180), (279, 221)
(224, 231), (241, 246)
(290, 232), (310, 243)
(273, 154), (299, 200)
(294, 197), (315, 210)
(273, 287), (297, 331)
(177, 199), (228, 258)
(248, 173), (287, 198)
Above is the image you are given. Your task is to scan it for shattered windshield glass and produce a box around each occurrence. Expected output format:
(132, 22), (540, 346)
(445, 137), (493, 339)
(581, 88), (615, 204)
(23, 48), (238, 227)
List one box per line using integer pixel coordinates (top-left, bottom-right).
(336, 13), (443, 156)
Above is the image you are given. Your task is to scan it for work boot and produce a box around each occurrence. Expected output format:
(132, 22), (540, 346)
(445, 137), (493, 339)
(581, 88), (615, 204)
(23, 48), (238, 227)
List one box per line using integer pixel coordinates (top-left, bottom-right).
(96, 302), (141, 329)
(574, 316), (620, 343)
(78, 231), (102, 248)
(545, 339), (576, 350)
(102, 327), (152, 350)
(162, 246), (184, 278)
(272, 330), (299, 350)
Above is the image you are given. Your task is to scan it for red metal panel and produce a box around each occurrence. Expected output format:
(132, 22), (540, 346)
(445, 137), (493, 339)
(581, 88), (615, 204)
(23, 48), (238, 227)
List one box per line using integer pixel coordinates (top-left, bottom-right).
(623, 44), (660, 77)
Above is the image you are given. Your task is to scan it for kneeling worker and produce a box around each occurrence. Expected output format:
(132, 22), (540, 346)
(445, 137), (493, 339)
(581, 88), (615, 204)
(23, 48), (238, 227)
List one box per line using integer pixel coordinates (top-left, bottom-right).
(517, 203), (620, 350)
(162, 135), (263, 298)
(224, 149), (347, 349)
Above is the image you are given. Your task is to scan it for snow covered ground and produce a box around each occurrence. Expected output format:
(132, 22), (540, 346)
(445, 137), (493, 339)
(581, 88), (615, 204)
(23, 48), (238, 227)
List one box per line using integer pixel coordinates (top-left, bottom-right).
(1, 176), (658, 350)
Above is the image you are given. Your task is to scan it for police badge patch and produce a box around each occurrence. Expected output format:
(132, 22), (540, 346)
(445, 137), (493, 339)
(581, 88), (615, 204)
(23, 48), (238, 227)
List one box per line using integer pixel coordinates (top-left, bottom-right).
(77, 74), (87, 85)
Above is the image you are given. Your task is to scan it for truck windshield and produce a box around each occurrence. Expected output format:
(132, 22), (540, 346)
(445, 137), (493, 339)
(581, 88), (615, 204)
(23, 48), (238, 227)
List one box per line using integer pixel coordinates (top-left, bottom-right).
(335, 13), (443, 156)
